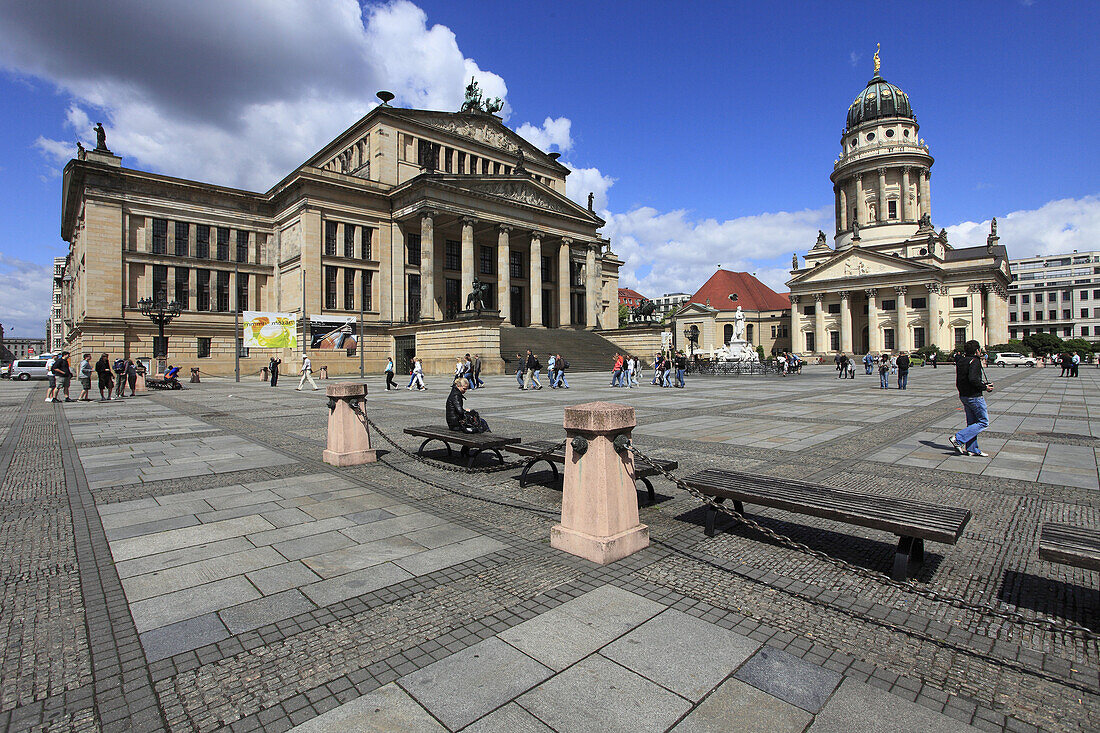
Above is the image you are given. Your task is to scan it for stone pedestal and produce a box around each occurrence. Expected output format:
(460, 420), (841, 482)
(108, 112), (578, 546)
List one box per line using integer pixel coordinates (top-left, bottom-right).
(134, 374), (146, 393)
(323, 383), (377, 466)
(551, 401), (649, 564)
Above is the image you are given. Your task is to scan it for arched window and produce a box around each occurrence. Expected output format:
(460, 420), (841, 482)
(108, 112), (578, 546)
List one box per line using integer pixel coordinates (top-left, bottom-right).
(746, 324), (754, 343)
(724, 324), (733, 344)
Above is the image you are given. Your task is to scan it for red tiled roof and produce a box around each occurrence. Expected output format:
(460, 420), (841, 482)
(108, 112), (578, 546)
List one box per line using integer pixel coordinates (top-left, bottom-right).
(686, 270), (791, 312)
(618, 287), (646, 300)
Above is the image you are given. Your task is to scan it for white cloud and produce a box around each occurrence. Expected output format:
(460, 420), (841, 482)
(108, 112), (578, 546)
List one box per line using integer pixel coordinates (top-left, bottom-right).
(944, 195), (1100, 259)
(849, 51), (863, 67)
(603, 206), (831, 297)
(0, 254), (53, 338)
(563, 163), (616, 211)
(1, 0), (509, 191)
(514, 117), (572, 153)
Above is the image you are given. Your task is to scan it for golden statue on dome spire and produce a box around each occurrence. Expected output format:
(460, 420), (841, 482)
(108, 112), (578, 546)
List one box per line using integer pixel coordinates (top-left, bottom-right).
(873, 43), (881, 76)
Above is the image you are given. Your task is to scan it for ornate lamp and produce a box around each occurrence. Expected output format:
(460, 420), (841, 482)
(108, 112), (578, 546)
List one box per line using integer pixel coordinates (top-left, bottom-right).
(138, 297), (181, 361)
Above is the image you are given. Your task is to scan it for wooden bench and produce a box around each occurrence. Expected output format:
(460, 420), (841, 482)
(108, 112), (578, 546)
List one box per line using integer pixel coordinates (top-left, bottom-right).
(1039, 523), (1100, 572)
(505, 440), (678, 505)
(403, 426), (521, 468)
(685, 468), (972, 580)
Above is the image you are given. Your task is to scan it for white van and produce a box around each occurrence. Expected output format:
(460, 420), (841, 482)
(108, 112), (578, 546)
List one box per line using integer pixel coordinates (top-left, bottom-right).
(5, 359), (51, 380)
(992, 352), (1037, 367)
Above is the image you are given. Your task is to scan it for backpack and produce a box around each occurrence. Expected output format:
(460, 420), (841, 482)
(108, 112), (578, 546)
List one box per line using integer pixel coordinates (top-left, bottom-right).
(113, 358), (126, 373)
(562, 359), (570, 370)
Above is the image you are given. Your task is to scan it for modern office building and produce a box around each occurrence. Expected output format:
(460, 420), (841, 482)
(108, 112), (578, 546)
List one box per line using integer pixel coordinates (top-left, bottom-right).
(1007, 251), (1100, 341)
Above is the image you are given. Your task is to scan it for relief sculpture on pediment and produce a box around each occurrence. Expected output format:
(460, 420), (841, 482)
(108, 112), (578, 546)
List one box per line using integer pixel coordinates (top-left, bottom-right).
(473, 181), (570, 214)
(418, 115), (521, 155)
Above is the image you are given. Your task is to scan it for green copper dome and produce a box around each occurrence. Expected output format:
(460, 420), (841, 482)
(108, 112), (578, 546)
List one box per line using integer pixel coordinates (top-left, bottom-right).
(846, 73), (913, 131)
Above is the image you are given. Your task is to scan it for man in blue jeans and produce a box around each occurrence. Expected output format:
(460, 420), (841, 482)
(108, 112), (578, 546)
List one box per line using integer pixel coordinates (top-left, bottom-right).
(949, 340), (994, 457)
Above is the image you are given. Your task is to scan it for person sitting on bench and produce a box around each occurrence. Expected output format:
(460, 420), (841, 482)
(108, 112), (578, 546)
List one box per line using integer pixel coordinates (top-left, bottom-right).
(446, 378), (489, 434)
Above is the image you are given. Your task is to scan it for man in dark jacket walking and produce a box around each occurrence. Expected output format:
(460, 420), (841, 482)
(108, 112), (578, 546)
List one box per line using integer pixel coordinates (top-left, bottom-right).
(949, 340), (993, 457)
(896, 352), (911, 389)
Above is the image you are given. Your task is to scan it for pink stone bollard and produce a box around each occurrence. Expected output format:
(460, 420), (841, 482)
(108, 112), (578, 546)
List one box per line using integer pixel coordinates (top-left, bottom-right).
(550, 401), (649, 564)
(322, 383), (377, 466)
(134, 373), (146, 393)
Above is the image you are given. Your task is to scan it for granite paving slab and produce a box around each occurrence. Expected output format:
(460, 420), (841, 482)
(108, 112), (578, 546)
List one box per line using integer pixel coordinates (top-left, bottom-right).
(669, 677), (812, 733)
(734, 646), (842, 714)
(286, 682), (447, 733)
(808, 677), (981, 732)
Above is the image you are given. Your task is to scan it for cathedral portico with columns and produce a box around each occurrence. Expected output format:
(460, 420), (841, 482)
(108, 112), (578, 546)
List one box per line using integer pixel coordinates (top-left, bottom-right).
(788, 49), (1010, 356)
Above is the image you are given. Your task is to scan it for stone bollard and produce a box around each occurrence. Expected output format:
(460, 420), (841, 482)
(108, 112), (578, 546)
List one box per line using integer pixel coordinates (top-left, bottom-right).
(190, 368), (201, 383)
(550, 401), (649, 564)
(323, 383), (377, 466)
(135, 373), (146, 393)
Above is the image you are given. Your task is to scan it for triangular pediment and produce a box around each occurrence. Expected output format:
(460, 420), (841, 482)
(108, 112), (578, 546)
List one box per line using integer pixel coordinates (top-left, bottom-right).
(458, 178), (584, 217)
(790, 248), (935, 286)
(393, 110), (566, 172)
(675, 302), (715, 316)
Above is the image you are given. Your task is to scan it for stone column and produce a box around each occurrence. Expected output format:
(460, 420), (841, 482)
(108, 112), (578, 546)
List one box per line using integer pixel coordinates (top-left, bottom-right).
(839, 290), (852, 353)
(877, 167), (888, 222)
(920, 171), (931, 221)
(559, 238), (573, 328)
(900, 167), (911, 221)
(814, 293), (826, 354)
(985, 285), (997, 346)
(855, 174), (867, 228)
(833, 186), (842, 234)
(420, 213), (436, 320)
(839, 185), (848, 231)
(866, 288), (880, 353)
(550, 402), (648, 564)
(895, 286), (909, 351)
(789, 295), (802, 351)
(497, 225), (511, 324)
(529, 232), (543, 327)
(334, 268), (343, 312)
(969, 284), (983, 344)
(925, 283), (941, 350)
(461, 217), (475, 307)
(585, 243), (598, 329)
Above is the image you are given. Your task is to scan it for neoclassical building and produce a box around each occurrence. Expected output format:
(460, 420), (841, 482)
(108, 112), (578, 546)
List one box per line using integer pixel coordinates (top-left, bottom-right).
(787, 51), (1010, 356)
(59, 88), (621, 375)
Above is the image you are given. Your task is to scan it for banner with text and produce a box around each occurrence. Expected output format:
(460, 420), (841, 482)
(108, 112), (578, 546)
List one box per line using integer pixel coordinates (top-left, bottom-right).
(243, 311), (298, 348)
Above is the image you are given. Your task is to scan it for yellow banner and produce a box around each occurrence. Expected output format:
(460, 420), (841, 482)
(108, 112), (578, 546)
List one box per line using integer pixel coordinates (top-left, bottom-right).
(243, 311), (298, 348)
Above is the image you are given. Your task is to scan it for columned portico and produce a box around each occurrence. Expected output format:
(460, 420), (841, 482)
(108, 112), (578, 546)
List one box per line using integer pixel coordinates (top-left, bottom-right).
(558, 238), (572, 328)
(529, 231), (543, 327)
(969, 284), (983, 343)
(926, 283), (943, 347)
(461, 217), (475, 304)
(497, 225), (511, 323)
(839, 290), (852, 353)
(789, 295), (801, 349)
(420, 212), (437, 321)
(866, 288), (880, 352)
(895, 285), (909, 351)
(814, 293), (825, 353)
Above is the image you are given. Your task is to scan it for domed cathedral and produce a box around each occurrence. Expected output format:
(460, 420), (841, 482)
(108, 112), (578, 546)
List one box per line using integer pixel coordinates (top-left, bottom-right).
(787, 47), (1011, 357)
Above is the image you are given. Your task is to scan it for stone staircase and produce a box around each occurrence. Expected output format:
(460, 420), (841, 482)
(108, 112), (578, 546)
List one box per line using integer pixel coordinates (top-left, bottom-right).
(499, 327), (632, 373)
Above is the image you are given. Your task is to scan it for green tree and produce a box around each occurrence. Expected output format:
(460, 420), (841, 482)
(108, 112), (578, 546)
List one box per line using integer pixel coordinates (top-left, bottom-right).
(1022, 332), (1064, 356)
(1061, 338), (1094, 355)
(618, 304), (629, 328)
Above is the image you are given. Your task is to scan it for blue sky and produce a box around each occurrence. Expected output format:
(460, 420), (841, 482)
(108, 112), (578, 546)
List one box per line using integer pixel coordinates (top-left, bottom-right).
(0, 0), (1097, 336)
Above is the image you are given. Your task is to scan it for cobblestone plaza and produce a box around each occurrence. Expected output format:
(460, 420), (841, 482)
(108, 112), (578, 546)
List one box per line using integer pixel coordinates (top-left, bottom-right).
(0, 364), (1097, 732)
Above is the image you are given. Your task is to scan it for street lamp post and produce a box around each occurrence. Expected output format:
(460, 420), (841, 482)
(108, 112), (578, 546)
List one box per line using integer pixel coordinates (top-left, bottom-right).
(359, 284), (365, 378)
(234, 261), (240, 383)
(138, 297), (181, 373)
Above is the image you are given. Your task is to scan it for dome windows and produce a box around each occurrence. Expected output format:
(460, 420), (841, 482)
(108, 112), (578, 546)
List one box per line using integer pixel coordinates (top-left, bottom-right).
(903, 129), (909, 137)
(885, 129), (894, 138)
(866, 132), (875, 142)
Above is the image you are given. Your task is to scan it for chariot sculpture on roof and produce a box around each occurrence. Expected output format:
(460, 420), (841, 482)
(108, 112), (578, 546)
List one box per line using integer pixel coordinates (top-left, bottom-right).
(460, 77), (503, 115)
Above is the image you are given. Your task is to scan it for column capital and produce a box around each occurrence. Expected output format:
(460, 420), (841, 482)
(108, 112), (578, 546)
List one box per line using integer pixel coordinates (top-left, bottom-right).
(461, 216), (477, 227)
(923, 282), (940, 293)
(789, 294), (800, 304)
(813, 292), (825, 302)
(419, 210), (434, 222)
(876, 166), (887, 176)
(894, 285), (908, 296)
(967, 283), (982, 293)
(864, 288), (877, 299)
(497, 224), (512, 234)
(528, 230), (543, 241)
(902, 165), (912, 174)
(560, 236), (574, 246)
(838, 290), (851, 299)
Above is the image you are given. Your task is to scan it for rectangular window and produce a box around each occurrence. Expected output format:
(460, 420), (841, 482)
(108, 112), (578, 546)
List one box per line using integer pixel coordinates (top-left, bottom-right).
(236, 273), (248, 312)
(803, 305), (815, 316)
(1063, 327), (1072, 337)
(406, 233), (421, 265)
(1009, 312), (1017, 322)
(196, 269), (210, 310)
(827, 303), (840, 314)
(1021, 294), (1030, 304)
(1022, 328), (1030, 337)
(1009, 295), (1016, 305)
(361, 227), (373, 260)
(408, 274), (420, 322)
(910, 297), (927, 309)
(197, 338), (211, 358)
(236, 231), (249, 262)
(216, 271), (230, 312)
(1063, 289), (1072, 300)
(325, 221), (338, 257)
(174, 221), (189, 256)
(829, 331), (840, 351)
(444, 240), (460, 271)
(913, 327), (926, 349)
(324, 266), (337, 309)
(1035, 293), (1043, 303)
(1022, 312), (1029, 321)
(1082, 308), (1090, 318)
(1010, 329), (1017, 339)
(888, 200), (897, 219)
(152, 264), (168, 303)
(151, 219), (168, 254)
(952, 296), (968, 308)
(344, 269), (355, 310)
(175, 268), (189, 309)
(479, 245), (495, 276)
(196, 225), (210, 258)
(805, 332), (815, 352)
(881, 299), (896, 311)
(1095, 308), (1100, 318)
(362, 271), (373, 311)
(771, 325), (777, 338)
(1083, 326), (1091, 337)
(510, 251), (524, 279)
(954, 327), (966, 348)
(1093, 289), (1100, 299)
(344, 225), (354, 258)
(1082, 291), (1090, 300)
(1035, 312), (1043, 321)
(215, 228), (229, 261)
(1049, 310), (1056, 320)
(542, 255), (554, 283)
(445, 278), (460, 319)
(883, 329), (895, 350)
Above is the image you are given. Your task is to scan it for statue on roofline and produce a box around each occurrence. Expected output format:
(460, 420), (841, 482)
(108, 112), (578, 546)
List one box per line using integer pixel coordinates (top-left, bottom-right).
(94, 122), (108, 152)
(460, 77), (503, 115)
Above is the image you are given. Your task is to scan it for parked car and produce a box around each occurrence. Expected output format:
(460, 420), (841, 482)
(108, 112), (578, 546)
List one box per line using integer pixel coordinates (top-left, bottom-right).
(6, 359), (51, 380)
(992, 352), (1036, 367)
(907, 354), (925, 366)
